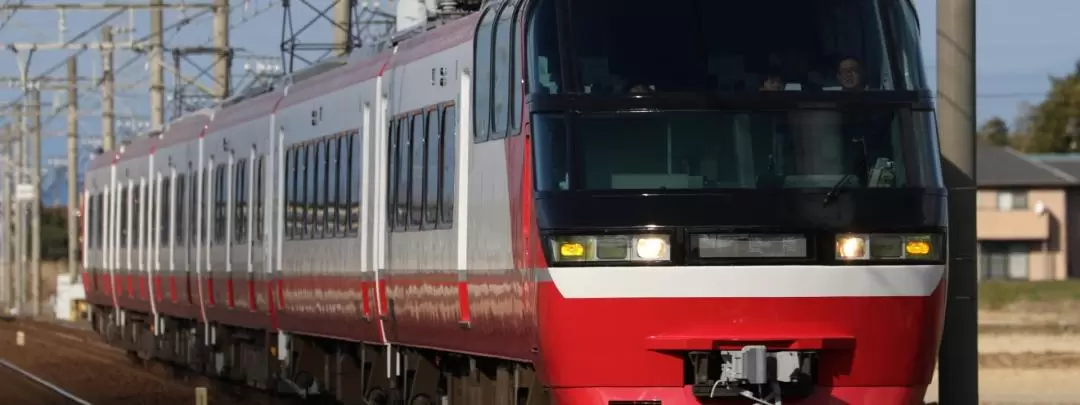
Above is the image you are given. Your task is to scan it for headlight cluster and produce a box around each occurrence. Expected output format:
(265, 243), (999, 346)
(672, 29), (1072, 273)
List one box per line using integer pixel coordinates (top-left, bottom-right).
(549, 234), (670, 263)
(835, 233), (942, 261)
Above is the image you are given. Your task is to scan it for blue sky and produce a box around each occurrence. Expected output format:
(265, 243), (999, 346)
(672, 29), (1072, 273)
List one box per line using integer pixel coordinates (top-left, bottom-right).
(0, 0), (1077, 174)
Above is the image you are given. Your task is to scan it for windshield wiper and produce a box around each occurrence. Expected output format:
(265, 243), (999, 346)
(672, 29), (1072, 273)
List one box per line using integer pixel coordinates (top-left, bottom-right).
(822, 174), (855, 207)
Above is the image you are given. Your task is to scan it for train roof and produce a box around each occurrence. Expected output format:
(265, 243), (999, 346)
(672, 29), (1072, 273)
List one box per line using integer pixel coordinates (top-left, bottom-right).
(86, 4), (484, 174)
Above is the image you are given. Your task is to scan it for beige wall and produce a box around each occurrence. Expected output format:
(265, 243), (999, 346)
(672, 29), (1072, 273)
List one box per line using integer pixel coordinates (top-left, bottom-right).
(977, 188), (1068, 280)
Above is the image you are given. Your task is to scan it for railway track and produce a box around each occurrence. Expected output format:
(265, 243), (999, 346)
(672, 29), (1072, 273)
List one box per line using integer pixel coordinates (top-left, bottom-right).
(0, 357), (93, 405)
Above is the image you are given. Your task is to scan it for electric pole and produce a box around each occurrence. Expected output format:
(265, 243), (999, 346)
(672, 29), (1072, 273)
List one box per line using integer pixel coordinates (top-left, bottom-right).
(0, 123), (9, 308)
(334, 0), (354, 58)
(101, 25), (115, 152)
(150, 0), (165, 131)
(67, 57), (79, 278)
(937, 0), (979, 404)
(13, 102), (24, 315)
(214, 0), (231, 101)
(28, 83), (42, 317)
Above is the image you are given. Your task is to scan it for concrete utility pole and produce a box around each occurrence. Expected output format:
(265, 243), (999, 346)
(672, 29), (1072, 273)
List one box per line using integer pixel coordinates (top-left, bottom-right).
(333, 0), (354, 58)
(0, 123), (9, 307)
(28, 85), (42, 317)
(150, 0), (166, 131)
(213, 0), (231, 101)
(937, 0), (979, 404)
(67, 57), (79, 278)
(101, 25), (116, 152)
(13, 103), (24, 314)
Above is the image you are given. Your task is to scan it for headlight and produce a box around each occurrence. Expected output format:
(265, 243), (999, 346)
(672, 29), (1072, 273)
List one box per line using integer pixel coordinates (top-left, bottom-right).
(550, 234), (670, 263)
(836, 233), (942, 261)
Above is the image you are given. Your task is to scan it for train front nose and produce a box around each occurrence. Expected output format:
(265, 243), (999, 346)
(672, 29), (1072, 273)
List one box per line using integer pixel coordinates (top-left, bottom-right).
(535, 264), (946, 405)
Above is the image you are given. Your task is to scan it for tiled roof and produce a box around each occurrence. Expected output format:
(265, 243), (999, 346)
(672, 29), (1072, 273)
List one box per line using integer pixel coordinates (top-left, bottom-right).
(977, 141), (1077, 187)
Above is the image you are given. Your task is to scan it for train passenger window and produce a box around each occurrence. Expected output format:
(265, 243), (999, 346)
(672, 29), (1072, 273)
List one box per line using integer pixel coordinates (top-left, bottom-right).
(161, 177), (171, 246)
(387, 120), (398, 231)
(235, 158), (247, 243)
(308, 144), (319, 238)
(348, 132), (360, 235)
(119, 185), (128, 246)
(216, 163), (227, 244)
(424, 109), (440, 227)
(473, 6), (497, 142)
(882, 0), (927, 90)
(491, 1), (514, 138)
(298, 146), (308, 238)
(410, 113), (426, 229)
(286, 149), (296, 239)
(510, 0), (523, 133)
(176, 174), (185, 246)
(134, 182), (143, 249)
(396, 117), (412, 230)
(525, 0), (561, 95)
(255, 156), (264, 243)
(327, 139), (338, 237)
(440, 105), (457, 226)
(200, 168), (207, 243)
(335, 135), (347, 234)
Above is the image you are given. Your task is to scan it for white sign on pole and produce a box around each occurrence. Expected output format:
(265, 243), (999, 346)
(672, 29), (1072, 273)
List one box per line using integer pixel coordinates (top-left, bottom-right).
(14, 184), (34, 202)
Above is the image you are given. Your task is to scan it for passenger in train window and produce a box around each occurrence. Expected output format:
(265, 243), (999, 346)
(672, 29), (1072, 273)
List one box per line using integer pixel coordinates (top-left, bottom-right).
(760, 73), (785, 91)
(836, 56), (867, 91)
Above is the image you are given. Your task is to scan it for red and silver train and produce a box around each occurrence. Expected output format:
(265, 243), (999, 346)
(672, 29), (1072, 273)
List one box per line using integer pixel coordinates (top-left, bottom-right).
(81, 0), (948, 403)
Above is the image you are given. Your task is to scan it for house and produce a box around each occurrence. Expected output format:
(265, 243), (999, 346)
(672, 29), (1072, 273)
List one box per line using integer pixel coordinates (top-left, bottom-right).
(976, 141), (1080, 281)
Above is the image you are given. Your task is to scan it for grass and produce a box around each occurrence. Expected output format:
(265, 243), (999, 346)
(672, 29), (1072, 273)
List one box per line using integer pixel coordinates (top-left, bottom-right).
(978, 280), (1080, 310)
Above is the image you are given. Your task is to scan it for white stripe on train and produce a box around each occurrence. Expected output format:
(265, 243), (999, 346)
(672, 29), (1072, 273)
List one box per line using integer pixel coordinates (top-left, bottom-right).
(542, 265), (945, 299)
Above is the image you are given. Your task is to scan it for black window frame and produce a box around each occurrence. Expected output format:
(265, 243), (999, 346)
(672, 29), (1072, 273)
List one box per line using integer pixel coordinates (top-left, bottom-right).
(347, 131), (360, 235)
(407, 112), (425, 231)
(424, 108), (441, 227)
(176, 173), (186, 246)
(326, 137), (339, 237)
(473, 5), (498, 143)
(255, 155), (265, 243)
(440, 104), (457, 227)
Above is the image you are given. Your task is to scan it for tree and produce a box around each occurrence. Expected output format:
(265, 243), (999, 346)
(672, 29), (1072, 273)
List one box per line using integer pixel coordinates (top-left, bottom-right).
(978, 116), (1011, 146)
(1015, 61), (1080, 153)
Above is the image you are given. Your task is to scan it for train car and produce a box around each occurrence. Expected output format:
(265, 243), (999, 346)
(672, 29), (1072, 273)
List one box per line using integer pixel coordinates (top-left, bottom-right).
(83, 0), (945, 403)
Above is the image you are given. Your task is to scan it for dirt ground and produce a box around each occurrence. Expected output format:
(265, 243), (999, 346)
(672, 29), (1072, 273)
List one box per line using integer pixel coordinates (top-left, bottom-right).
(923, 301), (1080, 405)
(0, 318), (271, 405)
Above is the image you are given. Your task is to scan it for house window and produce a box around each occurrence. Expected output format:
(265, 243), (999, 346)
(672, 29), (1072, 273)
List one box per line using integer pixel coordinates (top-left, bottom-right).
(979, 242), (1029, 280)
(996, 190), (1028, 211)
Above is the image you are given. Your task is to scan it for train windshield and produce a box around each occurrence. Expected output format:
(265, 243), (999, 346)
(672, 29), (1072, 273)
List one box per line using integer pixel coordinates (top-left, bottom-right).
(531, 108), (941, 192)
(526, 0), (927, 94)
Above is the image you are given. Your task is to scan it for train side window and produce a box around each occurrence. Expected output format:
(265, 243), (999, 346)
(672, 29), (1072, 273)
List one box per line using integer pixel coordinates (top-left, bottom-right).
(234, 158), (247, 243)
(510, 0), (523, 133)
(409, 113), (425, 229)
(298, 145), (308, 238)
(345, 133), (358, 234)
(161, 176), (171, 246)
(134, 181), (143, 250)
(286, 148), (296, 239)
(424, 109), (440, 227)
(176, 174), (185, 246)
(396, 116), (412, 230)
(327, 138), (339, 237)
(473, 6), (497, 142)
(119, 185), (127, 246)
(339, 134), (351, 234)
(491, 0), (513, 137)
(440, 105), (457, 226)
(255, 155), (265, 243)
(215, 163), (226, 244)
(199, 168), (206, 243)
(387, 120), (398, 231)
(308, 143), (319, 238)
